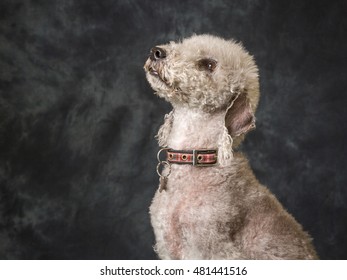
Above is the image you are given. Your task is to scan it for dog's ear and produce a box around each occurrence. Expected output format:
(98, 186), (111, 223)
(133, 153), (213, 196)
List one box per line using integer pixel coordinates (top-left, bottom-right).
(225, 91), (255, 138)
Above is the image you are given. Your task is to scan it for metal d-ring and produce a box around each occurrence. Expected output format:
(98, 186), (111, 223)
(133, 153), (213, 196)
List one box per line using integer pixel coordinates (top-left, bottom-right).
(156, 160), (171, 178)
(157, 148), (170, 163)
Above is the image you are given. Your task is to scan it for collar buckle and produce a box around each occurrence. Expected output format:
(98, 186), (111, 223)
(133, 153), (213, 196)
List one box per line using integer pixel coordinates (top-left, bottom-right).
(193, 149), (218, 166)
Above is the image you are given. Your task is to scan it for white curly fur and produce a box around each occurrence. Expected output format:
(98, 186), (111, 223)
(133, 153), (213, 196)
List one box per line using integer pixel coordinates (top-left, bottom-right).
(144, 34), (317, 259)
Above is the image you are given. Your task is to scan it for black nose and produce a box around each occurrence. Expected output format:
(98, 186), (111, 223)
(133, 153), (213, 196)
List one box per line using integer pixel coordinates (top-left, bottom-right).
(150, 47), (166, 61)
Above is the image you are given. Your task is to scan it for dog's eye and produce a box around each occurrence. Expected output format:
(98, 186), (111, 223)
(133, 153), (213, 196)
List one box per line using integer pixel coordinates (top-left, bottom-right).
(197, 58), (217, 72)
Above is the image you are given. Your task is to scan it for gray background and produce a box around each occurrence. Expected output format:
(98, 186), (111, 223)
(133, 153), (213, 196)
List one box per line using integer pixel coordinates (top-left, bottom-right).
(0, 0), (346, 259)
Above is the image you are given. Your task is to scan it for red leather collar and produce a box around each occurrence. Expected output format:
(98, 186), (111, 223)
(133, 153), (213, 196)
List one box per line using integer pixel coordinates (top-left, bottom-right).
(166, 149), (218, 166)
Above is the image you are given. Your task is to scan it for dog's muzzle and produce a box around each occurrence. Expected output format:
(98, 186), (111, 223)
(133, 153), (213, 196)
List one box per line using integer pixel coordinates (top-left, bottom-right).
(146, 47), (166, 76)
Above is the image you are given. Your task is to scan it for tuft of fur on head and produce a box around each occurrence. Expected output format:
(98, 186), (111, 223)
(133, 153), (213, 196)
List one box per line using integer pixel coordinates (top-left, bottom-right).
(144, 34), (259, 160)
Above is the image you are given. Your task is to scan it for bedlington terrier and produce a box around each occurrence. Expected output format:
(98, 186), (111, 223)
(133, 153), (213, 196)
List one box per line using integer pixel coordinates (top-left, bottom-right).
(144, 34), (317, 259)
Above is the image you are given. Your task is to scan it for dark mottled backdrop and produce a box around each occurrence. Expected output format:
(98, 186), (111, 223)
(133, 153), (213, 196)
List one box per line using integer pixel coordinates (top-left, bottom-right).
(0, 0), (346, 259)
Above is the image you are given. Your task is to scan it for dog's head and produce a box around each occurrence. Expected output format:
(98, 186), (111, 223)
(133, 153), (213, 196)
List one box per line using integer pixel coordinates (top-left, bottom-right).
(144, 34), (259, 145)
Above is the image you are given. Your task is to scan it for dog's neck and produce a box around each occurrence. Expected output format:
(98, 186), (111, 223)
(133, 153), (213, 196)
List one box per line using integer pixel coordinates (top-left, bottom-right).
(167, 106), (226, 150)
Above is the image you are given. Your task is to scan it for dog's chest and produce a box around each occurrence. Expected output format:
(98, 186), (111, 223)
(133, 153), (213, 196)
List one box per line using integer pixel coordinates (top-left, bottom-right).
(150, 167), (233, 259)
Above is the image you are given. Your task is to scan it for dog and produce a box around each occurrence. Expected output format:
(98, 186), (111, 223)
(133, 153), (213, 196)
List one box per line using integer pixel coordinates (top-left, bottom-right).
(144, 34), (318, 259)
